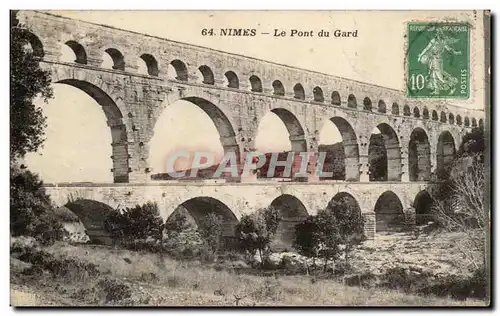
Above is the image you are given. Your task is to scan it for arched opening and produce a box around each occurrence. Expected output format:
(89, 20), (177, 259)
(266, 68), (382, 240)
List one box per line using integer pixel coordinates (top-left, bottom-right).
(63, 41), (87, 64)
(313, 86), (324, 102)
(449, 113), (455, 124)
(432, 110), (438, 121)
(330, 192), (363, 232)
(103, 48), (125, 71)
(408, 128), (431, 181)
(363, 97), (372, 111)
(472, 118), (478, 127)
(319, 117), (359, 181)
(139, 53), (159, 76)
(403, 105), (411, 116)
(423, 107), (430, 119)
(168, 197), (239, 248)
(64, 199), (117, 245)
(272, 80), (285, 96)
(224, 71), (239, 88)
(440, 111), (447, 123)
(293, 83), (305, 100)
(374, 191), (405, 233)
(249, 75), (262, 92)
(270, 194), (309, 251)
(25, 80), (128, 183)
(255, 108), (307, 180)
(456, 115), (463, 125)
(168, 59), (188, 81)
(149, 97), (239, 180)
(479, 119), (484, 129)
(414, 191), (434, 226)
(464, 117), (470, 127)
(347, 94), (357, 109)
(413, 107), (420, 118)
(198, 65), (215, 85)
(436, 131), (456, 179)
(369, 123), (401, 181)
(331, 91), (341, 105)
(378, 100), (387, 113)
(20, 31), (44, 58)
(391, 103), (399, 115)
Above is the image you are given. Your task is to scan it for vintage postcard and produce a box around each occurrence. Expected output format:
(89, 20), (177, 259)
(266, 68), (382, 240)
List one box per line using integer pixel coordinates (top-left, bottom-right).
(10, 10), (490, 307)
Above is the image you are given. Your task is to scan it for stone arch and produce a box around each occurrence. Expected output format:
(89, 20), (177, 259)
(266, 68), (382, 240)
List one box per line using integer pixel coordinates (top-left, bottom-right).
(403, 105), (411, 116)
(432, 110), (438, 121)
(198, 65), (215, 85)
(139, 53), (159, 76)
(323, 117), (360, 181)
(64, 199), (117, 244)
(456, 115), (463, 125)
(413, 106), (420, 118)
(472, 118), (478, 127)
(378, 100), (386, 113)
(64, 40), (87, 64)
(413, 190), (434, 225)
(363, 97), (372, 111)
(440, 111), (447, 123)
(464, 116), (470, 127)
(479, 118), (484, 129)
(267, 108), (308, 152)
(449, 113), (455, 125)
(22, 31), (44, 57)
(249, 75), (262, 92)
(374, 191), (405, 233)
(408, 128), (431, 181)
(331, 91), (341, 105)
(104, 48), (125, 71)
(272, 80), (285, 96)
(436, 131), (456, 179)
(391, 102), (399, 115)
(347, 94), (357, 109)
(369, 123), (401, 181)
(56, 78), (129, 183)
(270, 194), (309, 251)
(313, 86), (324, 102)
(293, 83), (305, 100)
(224, 71), (239, 88)
(423, 106), (429, 119)
(168, 196), (239, 242)
(170, 59), (188, 81)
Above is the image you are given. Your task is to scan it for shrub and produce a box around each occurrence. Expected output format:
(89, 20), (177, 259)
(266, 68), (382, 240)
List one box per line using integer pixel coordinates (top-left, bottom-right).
(199, 212), (223, 255)
(235, 206), (281, 266)
(10, 166), (66, 245)
(97, 277), (132, 303)
(104, 202), (165, 248)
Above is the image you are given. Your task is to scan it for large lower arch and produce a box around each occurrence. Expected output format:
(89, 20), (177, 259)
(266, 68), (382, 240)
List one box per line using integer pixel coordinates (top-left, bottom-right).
(167, 197), (239, 247)
(413, 190), (434, 225)
(321, 117), (360, 181)
(369, 123), (401, 181)
(408, 128), (431, 181)
(270, 194), (309, 251)
(268, 108), (308, 152)
(436, 131), (456, 179)
(331, 192), (361, 213)
(56, 79), (130, 183)
(374, 191), (405, 233)
(64, 199), (117, 244)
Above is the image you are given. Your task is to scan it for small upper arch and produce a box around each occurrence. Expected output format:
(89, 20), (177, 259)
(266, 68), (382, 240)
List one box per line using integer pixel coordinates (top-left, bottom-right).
(198, 65), (215, 85)
(249, 75), (263, 92)
(293, 83), (305, 100)
(272, 80), (285, 96)
(313, 86), (324, 102)
(139, 53), (159, 76)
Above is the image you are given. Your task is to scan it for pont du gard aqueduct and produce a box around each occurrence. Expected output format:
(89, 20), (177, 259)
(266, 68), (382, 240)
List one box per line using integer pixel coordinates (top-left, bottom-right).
(18, 11), (485, 247)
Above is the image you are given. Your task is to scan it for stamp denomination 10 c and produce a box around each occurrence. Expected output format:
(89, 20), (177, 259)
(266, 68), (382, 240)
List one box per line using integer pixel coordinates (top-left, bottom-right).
(407, 22), (470, 99)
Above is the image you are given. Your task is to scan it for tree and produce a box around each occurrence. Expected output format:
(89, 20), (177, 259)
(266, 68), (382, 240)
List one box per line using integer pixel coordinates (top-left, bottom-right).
(235, 206), (281, 265)
(293, 215), (321, 273)
(10, 11), (53, 161)
(315, 209), (343, 272)
(199, 212), (224, 254)
(327, 197), (366, 266)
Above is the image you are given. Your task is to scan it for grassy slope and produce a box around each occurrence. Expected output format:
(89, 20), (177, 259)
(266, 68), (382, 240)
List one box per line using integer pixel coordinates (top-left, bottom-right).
(11, 240), (487, 307)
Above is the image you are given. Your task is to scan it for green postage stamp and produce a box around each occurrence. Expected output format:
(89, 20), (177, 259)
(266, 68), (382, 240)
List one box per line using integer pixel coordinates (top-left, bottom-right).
(407, 22), (470, 99)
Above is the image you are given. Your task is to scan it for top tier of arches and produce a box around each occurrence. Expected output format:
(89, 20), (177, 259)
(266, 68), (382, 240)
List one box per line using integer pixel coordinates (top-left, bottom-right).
(20, 10), (484, 129)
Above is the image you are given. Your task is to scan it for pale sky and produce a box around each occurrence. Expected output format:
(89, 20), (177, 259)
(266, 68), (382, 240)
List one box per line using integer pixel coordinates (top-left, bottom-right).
(24, 10), (486, 183)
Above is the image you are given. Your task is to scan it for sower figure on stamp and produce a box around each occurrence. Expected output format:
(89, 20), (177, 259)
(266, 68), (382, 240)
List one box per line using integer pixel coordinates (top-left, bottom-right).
(417, 28), (462, 95)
